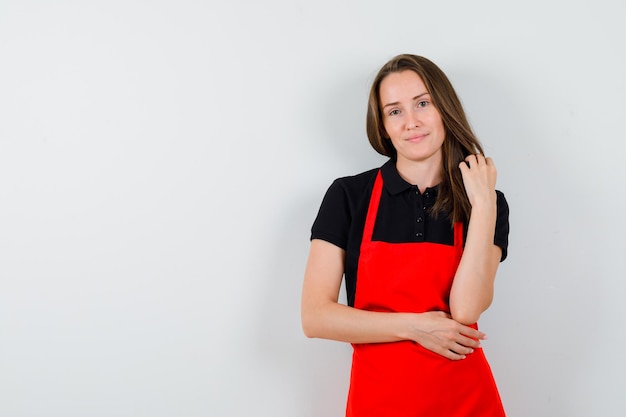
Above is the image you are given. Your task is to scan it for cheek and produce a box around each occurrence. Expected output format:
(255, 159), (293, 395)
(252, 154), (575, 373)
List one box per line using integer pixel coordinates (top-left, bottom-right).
(431, 113), (445, 131)
(427, 116), (445, 138)
(383, 119), (401, 136)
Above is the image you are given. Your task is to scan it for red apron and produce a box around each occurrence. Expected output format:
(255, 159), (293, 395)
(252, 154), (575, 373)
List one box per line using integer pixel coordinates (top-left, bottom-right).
(347, 171), (505, 417)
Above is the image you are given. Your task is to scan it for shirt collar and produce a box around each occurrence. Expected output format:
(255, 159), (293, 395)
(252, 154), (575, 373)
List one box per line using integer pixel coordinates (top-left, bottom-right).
(380, 159), (440, 196)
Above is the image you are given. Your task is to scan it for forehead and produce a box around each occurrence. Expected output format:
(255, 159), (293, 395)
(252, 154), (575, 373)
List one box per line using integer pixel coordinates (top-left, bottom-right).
(379, 70), (428, 103)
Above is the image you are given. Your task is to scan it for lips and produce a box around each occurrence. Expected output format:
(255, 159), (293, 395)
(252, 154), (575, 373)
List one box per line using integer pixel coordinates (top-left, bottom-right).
(406, 133), (428, 142)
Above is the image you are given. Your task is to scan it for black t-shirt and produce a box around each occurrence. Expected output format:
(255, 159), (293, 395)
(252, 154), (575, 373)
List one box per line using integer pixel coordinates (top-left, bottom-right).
(311, 159), (510, 307)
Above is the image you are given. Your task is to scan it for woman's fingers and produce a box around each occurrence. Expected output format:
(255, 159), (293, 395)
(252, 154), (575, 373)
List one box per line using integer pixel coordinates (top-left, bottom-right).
(419, 334), (476, 360)
(412, 311), (487, 360)
(465, 153), (477, 165)
(418, 333), (468, 360)
(458, 154), (497, 206)
(464, 153), (490, 167)
(456, 333), (483, 349)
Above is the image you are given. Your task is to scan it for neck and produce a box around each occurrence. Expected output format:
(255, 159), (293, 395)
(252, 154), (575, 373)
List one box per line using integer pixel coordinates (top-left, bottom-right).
(395, 157), (442, 193)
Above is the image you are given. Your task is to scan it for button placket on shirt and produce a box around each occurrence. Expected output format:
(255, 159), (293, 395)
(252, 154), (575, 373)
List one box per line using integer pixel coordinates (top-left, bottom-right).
(413, 186), (425, 241)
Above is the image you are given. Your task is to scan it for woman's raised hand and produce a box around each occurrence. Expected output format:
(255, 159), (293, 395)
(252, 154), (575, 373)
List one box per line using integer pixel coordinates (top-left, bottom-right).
(458, 154), (497, 208)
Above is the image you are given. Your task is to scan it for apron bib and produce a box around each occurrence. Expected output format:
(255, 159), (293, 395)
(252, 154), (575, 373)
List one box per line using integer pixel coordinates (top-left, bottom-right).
(346, 171), (505, 417)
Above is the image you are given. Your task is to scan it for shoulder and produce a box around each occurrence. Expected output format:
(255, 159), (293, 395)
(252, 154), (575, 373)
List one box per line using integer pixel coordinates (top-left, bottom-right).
(494, 189), (510, 260)
(327, 167), (379, 197)
(318, 167), (379, 215)
(311, 166), (380, 248)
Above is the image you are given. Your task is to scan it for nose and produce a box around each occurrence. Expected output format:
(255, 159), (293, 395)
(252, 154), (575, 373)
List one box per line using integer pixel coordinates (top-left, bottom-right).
(406, 111), (421, 130)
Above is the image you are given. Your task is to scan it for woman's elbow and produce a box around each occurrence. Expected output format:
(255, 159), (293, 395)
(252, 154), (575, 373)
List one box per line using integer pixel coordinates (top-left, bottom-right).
(449, 287), (494, 325)
(450, 308), (482, 326)
(301, 307), (322, 338)
(301, 318), (316, 339)
(450, 300), (491, 325)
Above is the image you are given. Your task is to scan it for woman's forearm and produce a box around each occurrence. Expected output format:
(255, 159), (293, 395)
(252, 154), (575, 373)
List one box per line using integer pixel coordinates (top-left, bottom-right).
(302, 300), (415, 344)
(449, 200), (501, 325)
(301, 240), (413, 343)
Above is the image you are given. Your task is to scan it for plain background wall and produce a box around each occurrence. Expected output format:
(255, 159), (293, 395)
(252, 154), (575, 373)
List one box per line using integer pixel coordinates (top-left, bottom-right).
(1, 0), (625, 416)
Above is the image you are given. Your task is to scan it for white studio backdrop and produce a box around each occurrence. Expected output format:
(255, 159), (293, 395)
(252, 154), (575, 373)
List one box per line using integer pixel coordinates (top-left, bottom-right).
(1, 1), (625, 416)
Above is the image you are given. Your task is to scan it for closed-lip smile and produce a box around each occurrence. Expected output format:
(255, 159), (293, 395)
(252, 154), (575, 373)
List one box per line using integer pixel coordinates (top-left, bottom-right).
(406, 133), (428, 142)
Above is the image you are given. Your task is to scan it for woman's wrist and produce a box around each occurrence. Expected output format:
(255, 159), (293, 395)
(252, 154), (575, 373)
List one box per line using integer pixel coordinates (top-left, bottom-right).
(396, 312), (421, 341)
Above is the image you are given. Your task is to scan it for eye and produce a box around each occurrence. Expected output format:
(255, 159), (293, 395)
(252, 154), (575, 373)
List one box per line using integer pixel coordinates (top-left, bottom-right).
(388, 109), (401, 116)
(417, 100), (429, 108)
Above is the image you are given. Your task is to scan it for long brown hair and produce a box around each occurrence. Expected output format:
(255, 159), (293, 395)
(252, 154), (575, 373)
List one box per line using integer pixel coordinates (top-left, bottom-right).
(366, 54), (483, 224)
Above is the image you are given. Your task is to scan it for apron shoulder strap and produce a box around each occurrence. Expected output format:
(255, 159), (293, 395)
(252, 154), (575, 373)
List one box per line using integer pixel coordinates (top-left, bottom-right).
(362, 170), (384, 244)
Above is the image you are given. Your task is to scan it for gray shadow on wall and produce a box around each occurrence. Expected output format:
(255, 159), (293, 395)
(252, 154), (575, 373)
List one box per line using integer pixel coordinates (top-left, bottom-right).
(311, 60), (388, 175)
(450, 66), (601, 416)
(251, 193), (351, 417)
(248, 63), (385, 416)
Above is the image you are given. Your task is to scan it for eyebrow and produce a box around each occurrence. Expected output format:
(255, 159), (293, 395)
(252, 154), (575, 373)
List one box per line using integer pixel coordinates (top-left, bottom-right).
(382, 92), (430, 110)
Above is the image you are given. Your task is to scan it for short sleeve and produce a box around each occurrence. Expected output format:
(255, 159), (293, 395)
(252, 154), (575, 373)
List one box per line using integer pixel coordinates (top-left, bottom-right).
(494, 190), (510, 261)
(310, 179), (352, 250)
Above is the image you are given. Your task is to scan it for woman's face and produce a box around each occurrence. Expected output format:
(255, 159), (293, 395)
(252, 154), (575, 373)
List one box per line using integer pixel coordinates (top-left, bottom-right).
(379, 70), (446, 169)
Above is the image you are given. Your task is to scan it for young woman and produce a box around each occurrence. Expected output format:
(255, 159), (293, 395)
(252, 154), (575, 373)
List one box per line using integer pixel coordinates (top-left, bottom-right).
(301, 54), (509, 416)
